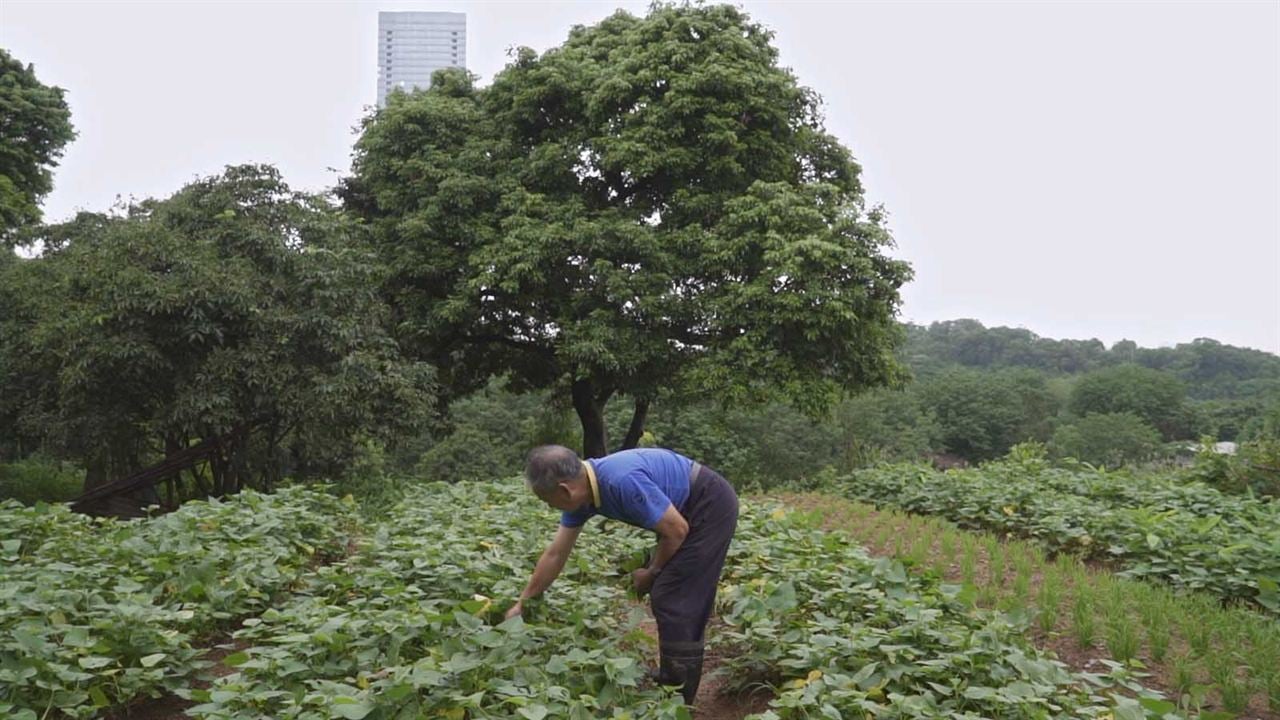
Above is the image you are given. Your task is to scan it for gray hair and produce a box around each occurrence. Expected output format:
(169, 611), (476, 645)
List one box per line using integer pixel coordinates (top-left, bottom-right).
(525, 445), (582, 495)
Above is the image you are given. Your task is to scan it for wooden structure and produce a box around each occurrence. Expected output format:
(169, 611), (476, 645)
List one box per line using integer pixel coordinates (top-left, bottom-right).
(70, 427), (249, 518)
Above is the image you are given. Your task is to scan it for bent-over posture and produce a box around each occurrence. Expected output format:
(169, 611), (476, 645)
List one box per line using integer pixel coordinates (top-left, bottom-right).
(507, 445), (739, 707)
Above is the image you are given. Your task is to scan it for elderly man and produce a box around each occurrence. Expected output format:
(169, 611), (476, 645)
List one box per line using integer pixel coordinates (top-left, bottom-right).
(506, 445), (739, 707)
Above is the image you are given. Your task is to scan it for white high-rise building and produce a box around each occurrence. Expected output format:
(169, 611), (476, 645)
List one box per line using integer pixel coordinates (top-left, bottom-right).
(377, 11), (466, 107)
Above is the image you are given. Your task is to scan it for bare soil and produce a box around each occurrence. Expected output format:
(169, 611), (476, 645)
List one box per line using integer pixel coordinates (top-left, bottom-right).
(632, 605), (773, 720)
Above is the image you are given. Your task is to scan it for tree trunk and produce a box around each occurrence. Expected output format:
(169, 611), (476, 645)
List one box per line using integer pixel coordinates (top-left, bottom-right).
(189, 463), (212, 496)
(163, 433), (182, 506)
(617, 397), (651, 451)
(82, 454), (108, 494)
(572, 378), (611, 458)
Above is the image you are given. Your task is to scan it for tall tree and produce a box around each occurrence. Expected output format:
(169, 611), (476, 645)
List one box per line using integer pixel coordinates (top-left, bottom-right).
(0, 165), (434, 502)
(343, 4), (912, 457)
(1069, 364), (1188, 440)
(0, 49), (75, 235)
(915, 368), (1055, 462)
(1050, 412), (1162, 468)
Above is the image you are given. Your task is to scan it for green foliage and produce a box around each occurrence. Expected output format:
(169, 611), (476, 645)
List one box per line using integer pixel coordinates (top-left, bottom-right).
(904, 319), (1109, 375)
(0, 49), (76, 235)
(835, 459), (1280, 612)
(1188, 437), (1280, 499)
(0, 487), (357, 716)
(0, 165), (434, 493)
(905, 321), (1280, 402)
(1239, 398), (1280, 443)
(0, 454), (82, 504)
(414, 425), (513, 483)
(4, 479), (1185, 719)
(830, 388), (938, 467)
(343, 3), (911, 455)
(914, 368), (1058, 461)
(1050, 412), (1162, 468)
(1069, 365), (1190, 440)
(721, 506), (1180, 719)
(183, 482), (689, 719)
(642, 401), (840, 491)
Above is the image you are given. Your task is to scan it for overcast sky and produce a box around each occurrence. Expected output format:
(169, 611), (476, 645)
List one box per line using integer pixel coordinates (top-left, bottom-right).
(3, 0), (1277, 354)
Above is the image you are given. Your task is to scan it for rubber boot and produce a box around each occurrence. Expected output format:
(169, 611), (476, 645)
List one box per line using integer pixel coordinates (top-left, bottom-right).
(658, 642), (705, 708)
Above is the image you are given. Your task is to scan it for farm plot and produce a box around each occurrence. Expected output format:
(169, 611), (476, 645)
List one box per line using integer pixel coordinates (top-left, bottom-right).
(181, 482), (685, 719)
(835, 458), (1280, 612)
(0, 488), (358, 719)
(5, 480), (1188, 720)
(187, 483), (1179, 720)
(719, 506), (1184, 720)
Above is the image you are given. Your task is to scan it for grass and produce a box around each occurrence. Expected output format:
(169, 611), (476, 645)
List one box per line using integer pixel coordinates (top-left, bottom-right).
(776, 491), (1280, 718)
(0, 455), (83, 504)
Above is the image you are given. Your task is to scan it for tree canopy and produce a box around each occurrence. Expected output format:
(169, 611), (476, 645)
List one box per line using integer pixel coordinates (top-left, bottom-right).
(1068, 365), (1188, 440)
(0, 49), (75, 236)
(913, 368), (1058, 462)
(342, 3), (912, 456)
(0, 166), (433, 502)
(1049, 412), (1162, 468)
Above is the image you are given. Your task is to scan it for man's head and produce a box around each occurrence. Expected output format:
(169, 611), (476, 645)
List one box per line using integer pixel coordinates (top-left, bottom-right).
(525, 444), (590, 511)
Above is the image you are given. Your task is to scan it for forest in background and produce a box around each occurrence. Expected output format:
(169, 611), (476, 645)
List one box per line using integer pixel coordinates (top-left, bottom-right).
(5, 315), (1279, 505)
(351, 319), (1280, 491)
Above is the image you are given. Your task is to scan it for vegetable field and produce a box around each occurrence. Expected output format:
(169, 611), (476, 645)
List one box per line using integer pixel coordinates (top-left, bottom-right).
(3, 481), (1194, 719)
(836, 458), (1280, 613)
(0, 488), (357, 717)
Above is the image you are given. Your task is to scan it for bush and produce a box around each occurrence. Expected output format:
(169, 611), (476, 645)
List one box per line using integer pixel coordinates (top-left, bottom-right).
(914, 368), (1057, 462)
(1189, 437), (1280, 498)
(831, 388), (938, 469)
(1068, 365), (1189, 440)
(0, 455), (83, 504)
(1049, 412), (1161, 467)
(415, 426), (515, 483)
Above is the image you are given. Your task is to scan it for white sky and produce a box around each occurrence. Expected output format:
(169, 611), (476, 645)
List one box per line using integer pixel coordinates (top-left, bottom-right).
(2, 0), (1277, 354)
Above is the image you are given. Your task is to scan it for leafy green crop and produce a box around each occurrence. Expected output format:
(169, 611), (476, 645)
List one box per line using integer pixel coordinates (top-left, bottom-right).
(183, 482), (687, 719)
(2, 479), (1201, 719)
(721, 507), (1183, 720)
(0, 488), (357, 717)
(834, 459), (1280, 612)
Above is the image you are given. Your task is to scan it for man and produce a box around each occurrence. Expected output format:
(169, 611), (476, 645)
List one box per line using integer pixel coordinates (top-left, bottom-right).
(507, 444), (739, 707)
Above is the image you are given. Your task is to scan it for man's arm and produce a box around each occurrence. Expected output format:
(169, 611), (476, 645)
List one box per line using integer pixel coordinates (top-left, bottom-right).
(633, 504), (689, 593)
(507, 524), (582, 618)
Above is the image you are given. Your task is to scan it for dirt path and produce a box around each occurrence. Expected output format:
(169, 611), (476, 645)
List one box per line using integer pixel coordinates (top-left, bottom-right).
(105, 638), (246, 720)
(631, 605), (772, 720)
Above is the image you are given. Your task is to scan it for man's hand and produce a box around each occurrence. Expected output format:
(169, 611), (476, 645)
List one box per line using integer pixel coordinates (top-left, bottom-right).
(632, 568), (656, 595)
(505, 600), (524, 620)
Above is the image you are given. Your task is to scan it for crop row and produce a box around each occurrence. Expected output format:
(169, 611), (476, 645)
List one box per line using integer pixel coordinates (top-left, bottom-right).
(182, 482), (687, 719)
(190, 482), (1180, 720)
(720, 507), (1184, 720)
(0, 488), (358, 719)
(832, 458), (1280, 612)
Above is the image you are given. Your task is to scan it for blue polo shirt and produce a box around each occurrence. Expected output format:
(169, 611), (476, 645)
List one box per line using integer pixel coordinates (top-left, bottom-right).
(560, 448), (694, 530)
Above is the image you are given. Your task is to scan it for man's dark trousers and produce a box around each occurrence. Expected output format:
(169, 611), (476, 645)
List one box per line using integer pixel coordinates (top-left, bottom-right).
(650, 464), (738, 707)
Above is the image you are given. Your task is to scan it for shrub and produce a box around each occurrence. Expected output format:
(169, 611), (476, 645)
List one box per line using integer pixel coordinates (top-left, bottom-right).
(1049, 412), (1161, 467)
(0, 455), (83, 504)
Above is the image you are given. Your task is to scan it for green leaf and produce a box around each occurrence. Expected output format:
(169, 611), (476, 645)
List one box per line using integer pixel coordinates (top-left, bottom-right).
(518, 705), (549, 720)
(331, 697), (374, 720)
(89, 686), (111, 707)
(140, 653), (166, 668)
(223, 651), (250, 667)
(1137, 697), (1176, 715)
